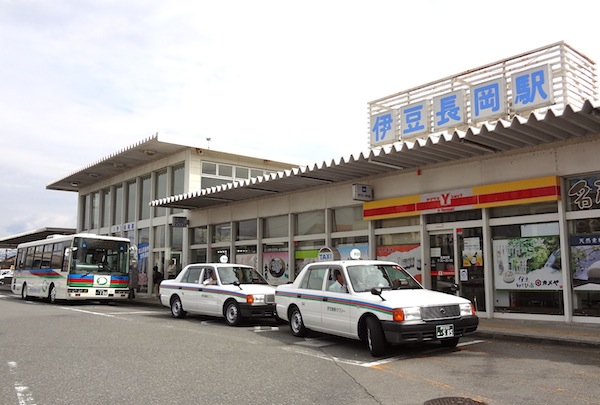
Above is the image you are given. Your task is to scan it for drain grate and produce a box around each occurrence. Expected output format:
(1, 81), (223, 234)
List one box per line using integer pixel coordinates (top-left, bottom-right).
(424, 397), (487, 405)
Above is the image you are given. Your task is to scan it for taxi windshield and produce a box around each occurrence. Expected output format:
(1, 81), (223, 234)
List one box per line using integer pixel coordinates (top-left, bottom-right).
(346, 264), (421, 292)
(217, 266), (269, 285)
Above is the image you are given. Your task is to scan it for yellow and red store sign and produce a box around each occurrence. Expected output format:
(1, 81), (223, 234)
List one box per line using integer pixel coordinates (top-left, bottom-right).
(363, 176), (560, 220)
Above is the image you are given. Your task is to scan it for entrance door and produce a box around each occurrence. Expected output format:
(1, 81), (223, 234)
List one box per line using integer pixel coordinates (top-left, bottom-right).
(429, 232), (457, 294)
(429, 228), (486, 311)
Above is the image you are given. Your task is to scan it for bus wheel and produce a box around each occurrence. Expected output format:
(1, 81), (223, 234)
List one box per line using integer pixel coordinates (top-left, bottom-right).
(48, 284), (57, 304)
(21, 283), (29, 300)
(170, 296), (186, 319)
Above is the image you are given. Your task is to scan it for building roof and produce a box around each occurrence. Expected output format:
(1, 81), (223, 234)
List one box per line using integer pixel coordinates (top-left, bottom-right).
(151, 100), (600, 210)
(0, 227), (76, 249)
(46, 133), (297, 192)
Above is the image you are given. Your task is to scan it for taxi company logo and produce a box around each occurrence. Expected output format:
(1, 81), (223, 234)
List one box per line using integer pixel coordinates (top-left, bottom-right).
(439, 307), (447, 315)
(327, 306), (345, 313)
(97, 277), (108, 286)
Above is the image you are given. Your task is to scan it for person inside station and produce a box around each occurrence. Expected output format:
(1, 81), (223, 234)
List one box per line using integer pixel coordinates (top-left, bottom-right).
(329, 269), (347, 293)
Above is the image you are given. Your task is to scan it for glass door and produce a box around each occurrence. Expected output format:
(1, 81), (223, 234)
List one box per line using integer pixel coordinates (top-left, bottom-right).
(458, 228), (486, 311)
(429, 232), (457, 294)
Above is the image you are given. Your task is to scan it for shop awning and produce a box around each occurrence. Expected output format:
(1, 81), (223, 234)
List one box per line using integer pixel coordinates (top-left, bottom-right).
(0, 227), (76, 249)
(151, 101), (600, 211)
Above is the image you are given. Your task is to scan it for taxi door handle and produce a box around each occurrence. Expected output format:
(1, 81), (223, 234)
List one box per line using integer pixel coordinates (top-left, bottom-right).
(323, 297), (328, 302)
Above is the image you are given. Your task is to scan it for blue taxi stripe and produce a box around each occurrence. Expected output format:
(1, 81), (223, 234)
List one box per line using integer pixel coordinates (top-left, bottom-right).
(161, 284), (247, 299)
(275, 290), (393, 315)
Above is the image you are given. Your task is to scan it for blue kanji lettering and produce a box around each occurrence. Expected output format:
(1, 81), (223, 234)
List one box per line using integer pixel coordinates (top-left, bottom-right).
(403, 105), (425, 134)
(436, 95), (461, 126)
(473, 83), (500, 117)
(372, 113), (393, 142)
(514, 69), (548, 105)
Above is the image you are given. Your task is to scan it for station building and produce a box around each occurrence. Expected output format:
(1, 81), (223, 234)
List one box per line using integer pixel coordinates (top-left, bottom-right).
(48, 42), (600, 324)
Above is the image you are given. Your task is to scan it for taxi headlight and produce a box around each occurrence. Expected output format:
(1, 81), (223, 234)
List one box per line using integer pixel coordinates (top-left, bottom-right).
(247, 294), (265, 304)
(392, 307), (421, 322)
(460, 302), (476, 316)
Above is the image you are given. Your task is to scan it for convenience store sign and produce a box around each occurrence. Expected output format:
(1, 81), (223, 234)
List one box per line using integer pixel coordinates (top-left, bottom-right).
(363, 176), (560, 220)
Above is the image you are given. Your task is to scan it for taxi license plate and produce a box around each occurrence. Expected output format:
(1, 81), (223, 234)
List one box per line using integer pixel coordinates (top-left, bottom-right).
(96, 290), (108, 296)
(436, 324), (454, 338)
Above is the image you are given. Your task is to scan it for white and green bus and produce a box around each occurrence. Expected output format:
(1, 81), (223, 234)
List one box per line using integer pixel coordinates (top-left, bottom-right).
(11, 233), (134, 303)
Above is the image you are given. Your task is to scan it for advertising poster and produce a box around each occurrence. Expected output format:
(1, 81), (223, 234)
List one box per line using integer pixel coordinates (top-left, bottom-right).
(236, 253), (258, 269)
(493, 236), (561, 290)
(377, 244), (421, 281)
(462, 237), (482, 267)
(137, 242), (149, 292)
(570, 235), (600, 291)
(263, 251), (289, 285)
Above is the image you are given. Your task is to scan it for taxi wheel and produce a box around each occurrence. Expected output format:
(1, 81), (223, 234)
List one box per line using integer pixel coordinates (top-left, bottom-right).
(224, 300), (242, 326)
(366, 316), (386, 357)
(289, 306), (308, 337)
(48, 284), (57, 304)
(170, 296), (187, 319)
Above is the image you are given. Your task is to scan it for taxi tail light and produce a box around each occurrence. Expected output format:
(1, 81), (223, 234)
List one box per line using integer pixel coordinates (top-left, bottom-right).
(246, 295), (255, 304)
(392, 308), (405, 322)
(470, 303), (476, 316)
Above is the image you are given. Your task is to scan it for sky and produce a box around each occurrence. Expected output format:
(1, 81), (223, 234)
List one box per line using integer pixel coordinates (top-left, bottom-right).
(1, 0), (599, 239)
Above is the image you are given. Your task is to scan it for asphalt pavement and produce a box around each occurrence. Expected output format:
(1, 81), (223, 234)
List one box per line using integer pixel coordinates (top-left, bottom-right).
(130, 292), (600, 349)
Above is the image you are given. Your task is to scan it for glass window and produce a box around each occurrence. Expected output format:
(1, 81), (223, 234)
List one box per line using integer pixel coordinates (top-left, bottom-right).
(201, 177), (230, 189)
(126, 181), (136, 223)
(91, 192), (100, 229)
(492, 222), (562, 315)
(202, 162), (217, 175)
(568, 219), (600, 316)
(171, 226), (183, 251)
(427, 209), (481, 224)
(490, 202), (557, 218)
(250, 169), (263, 178)
(113, 185), (123, 225)
(565, 173), (600, 212)
(139, 176), (150, 220)
(299, 267), (326, 290)
(154, 225), (165, 248)
(138, 228), (150, 244)
(191, 248), (207, 263)
(51, 243), (63, 268)
(235, 167), (249, 179)
(375, 216), (420, 228)
(237, 219), (257, 241)
(82, 194), (90, 230)
(192, 227), (208, 245)
(101, 189), (111, 227)
(296, 210), (325, 235)
(332, 206), (368, 232)
(155, 170), (167, 217)
(219, 164), (233, 177)
(172, 164), (185, 215)
(263, 215), (288, 238)
(212, 223), (231, 243)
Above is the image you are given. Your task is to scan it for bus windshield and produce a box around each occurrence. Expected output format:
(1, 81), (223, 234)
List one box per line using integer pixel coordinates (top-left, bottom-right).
(71, 237), (130, 275)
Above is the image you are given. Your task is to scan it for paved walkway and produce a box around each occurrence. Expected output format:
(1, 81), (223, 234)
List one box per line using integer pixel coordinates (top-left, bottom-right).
(131, 293), (600, 349)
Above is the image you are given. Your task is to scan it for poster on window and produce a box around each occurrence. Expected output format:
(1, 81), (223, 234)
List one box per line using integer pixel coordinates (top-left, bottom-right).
(571, 235), (600, 291)
(263, 252), (289, 285)
(493, 236), (561, 290)
(462, 237), (482, 267)
(377, 244), (422, 281)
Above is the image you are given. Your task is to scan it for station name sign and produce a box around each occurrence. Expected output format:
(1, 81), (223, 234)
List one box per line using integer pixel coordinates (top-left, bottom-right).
(371, 64), (554, 147)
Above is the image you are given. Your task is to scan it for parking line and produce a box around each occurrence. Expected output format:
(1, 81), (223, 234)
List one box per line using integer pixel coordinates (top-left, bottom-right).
(8, 361), (37, 405)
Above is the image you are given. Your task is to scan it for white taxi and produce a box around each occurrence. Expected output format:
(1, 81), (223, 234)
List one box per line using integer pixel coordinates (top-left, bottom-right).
(275, 253), (478, 356)
(159, 261), (276, 326)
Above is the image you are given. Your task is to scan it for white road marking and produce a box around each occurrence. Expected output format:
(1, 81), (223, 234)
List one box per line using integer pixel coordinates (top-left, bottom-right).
(8, 361), (37, 405)
(60, 307), (116, 318)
